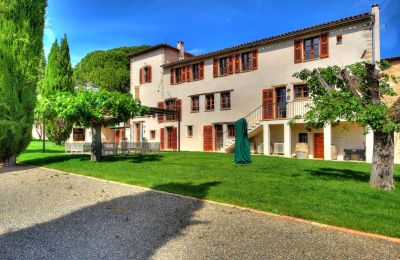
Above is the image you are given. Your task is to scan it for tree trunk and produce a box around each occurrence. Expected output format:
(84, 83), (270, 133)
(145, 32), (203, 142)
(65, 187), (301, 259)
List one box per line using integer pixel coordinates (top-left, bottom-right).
(91, 126), (102, 161)
(5, 155), (17, 167)
(370, 131), (395, 190)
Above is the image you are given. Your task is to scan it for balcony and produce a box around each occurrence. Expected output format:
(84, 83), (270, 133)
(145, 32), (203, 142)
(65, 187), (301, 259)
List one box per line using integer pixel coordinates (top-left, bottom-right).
(262, 99), (312, 121)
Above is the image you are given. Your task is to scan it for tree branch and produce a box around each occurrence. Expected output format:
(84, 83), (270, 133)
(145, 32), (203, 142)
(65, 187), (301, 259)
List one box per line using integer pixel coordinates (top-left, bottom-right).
(312, 69), (332, 91)
(336, 69), (364, 98)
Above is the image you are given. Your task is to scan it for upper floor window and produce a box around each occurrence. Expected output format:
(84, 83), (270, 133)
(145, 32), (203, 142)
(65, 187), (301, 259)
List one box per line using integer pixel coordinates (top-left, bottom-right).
(192, 64), (200, 80)
(140, 66), (152, 84)
(219, 57), (228, 76)
(175, 68), (182, 84)
(205, 94), (215, 111)
(165, 100), (176, 121)
(150, 130), (156, 140)
(241, 52), (252, 71)
(294, 85), (309, 99)
(304, 36), (320, 60)
(220, 92), (231, 110)
(336, 35), (342, 45)
(191, 96), (199, 112)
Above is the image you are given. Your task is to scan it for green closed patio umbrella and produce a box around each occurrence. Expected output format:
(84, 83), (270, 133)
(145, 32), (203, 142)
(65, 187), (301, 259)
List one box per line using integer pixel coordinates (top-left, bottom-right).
(234, 118), (252, 164)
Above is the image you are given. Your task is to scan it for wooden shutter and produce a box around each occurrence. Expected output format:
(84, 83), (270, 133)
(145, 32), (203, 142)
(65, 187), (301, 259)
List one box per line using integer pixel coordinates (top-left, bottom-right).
(252, 49), (258, 70)
(175, 99), (182, 121)
(182, 67), (186, 83)
(320, 32), (329, 58)
(203, 125), (214, 151)
(157, 101), (165, 122)
(234, 54), (241, 73)
(171, 127), (178, 151)
(294, 39), (303, 63)
(148, 66), (152, 83)
(262, 89), (274, 120)
(200, 62), (204, 79)
(134, 87), (140, 100)
(160, 128), (165, 150)
(170, 68), (175, 85)
(139, 68), (143, 84)
(213, 59), (218, 78)
(228, 56), (234, 74)
(186, 66), (191, 82)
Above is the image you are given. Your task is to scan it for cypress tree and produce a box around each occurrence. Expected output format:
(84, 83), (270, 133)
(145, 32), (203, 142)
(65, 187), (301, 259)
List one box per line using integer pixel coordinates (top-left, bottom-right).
(42, 40), (60, 96)
(59, 34), (74, 92)
(0, 0), (47, 166)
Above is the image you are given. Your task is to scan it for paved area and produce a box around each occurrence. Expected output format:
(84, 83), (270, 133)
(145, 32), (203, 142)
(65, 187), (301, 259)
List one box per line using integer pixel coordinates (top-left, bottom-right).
(0, 166), (399, 260)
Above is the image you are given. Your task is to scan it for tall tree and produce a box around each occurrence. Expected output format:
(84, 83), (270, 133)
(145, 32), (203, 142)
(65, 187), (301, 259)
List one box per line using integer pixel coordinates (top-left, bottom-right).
(42, 39), (60, 96)
(73, 46), (148, 93)
(0, 0), (47, 166)
(58, 34), (74, 92)
(294, 62), (399, 191)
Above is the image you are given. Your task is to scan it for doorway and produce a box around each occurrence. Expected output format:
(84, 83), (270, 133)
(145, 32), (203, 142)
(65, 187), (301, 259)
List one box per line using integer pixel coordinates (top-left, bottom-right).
(214, 124), (224, 151)
(314, 133), (324, 159)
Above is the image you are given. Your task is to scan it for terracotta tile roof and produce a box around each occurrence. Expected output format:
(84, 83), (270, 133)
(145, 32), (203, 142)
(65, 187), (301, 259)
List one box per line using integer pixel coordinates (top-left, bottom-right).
(128, 43), (194, 58)
(162, 12), (372, 68)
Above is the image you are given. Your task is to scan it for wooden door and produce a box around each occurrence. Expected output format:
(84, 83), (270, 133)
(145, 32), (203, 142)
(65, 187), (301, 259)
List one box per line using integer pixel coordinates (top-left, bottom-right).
(135, 124), (140, 142)
(214, 124), (223, 151)
(314, 133), (324, 159)
(203, 125), (214, 151)
(275, 87), (287, 119)
(263, 89), (274, 120)
(115, 130), (120, 143)
(166, 127), (173, 149)
(160, 128), (165, 150)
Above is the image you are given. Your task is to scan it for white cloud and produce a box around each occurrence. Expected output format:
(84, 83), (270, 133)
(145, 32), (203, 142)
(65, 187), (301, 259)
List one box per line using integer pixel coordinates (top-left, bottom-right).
(43, 16), (56, 59)
(187, 48), (206, 55)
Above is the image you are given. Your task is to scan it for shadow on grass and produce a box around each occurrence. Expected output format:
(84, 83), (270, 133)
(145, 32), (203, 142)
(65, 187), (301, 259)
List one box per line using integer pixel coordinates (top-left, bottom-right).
(0, 181), (218, 259)
(95, 153), (164, 164)
(20, 154), (87, 167)
(23, 149), (64, 154)
(152, 181), (221, 199)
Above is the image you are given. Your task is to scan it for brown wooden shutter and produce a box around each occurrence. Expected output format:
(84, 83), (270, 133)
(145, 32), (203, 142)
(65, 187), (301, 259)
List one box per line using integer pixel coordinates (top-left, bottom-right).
(157, 102), (165, 122)
(294, 39), (303, 63)
(182, 67), (186, 83)
(252, 49), (258, 70)
(139, 68), (143, 84)
(234, 54), (240, 73)
(320, 32), (329, 58)
(171, 127), (178, 151)
(186, 66), (191, 82)
(262, 89), (274, 120)
(170, 68), (175, 85)
(203, 125), (214, 151)
(228, 56), (234, 74)
(160, 128), (165, 150)
(213, 59), (218, 77)
(134, 87), (140, 100)
(148, 66), (152, 83)
(200, 62), (204, 79)
(175, 99), (182, 121)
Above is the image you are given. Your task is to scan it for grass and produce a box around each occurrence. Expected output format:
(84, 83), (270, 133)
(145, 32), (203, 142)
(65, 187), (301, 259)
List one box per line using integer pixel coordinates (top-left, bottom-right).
(18, 140), (400, 238)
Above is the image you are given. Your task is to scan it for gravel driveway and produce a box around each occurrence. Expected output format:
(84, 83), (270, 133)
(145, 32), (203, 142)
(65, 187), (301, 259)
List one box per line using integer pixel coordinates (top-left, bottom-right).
(0, 166), (399, 259)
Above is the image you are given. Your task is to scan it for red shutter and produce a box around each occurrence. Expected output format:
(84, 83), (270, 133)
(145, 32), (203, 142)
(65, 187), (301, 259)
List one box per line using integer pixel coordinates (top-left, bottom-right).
(186, 66), (191, 82)
(213, 59), (218, 78)
(170, 68), (175, 85)
(200, 62), (204, 79)
(262, 89), (274, 120)
(228, 56), (234, 74)
(160, 128), (165, 150)
(203, 125), (213, 151)
(157, 101), (165, 122)
(294, 39), (303, 63)
(182, 67), (186, 82)
(171, 127), (178, 151)
(252, 49), (258, 70)
(148, 66), (152, 83)
(234, 54), (241, 73)
(320, 32), (329, 58)
(175, 99), (182, 121)
(139, 68), (143, 84)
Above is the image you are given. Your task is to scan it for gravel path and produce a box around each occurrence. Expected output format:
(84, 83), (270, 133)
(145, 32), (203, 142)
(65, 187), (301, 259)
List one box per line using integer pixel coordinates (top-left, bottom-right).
(0, 166), (399, 259)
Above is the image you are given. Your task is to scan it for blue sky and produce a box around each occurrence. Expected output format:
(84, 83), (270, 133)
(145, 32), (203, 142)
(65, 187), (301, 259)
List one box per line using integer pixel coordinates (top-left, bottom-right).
(44, 0), (400, 66)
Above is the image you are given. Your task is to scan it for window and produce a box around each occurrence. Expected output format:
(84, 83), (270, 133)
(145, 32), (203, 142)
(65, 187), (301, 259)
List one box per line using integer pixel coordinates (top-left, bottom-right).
(192, 64), (200, 80)
(175, 68), (182, 83)
(191, 96), (199, 112)
(187, 126), (193, 137)
(165, 100), (176, 121)
(228, 125), (235, 138)
(150, 130), (156, 140)
(299, 133), (308, 144)
(219, 57), (228, 76)
(304, 36), (320, 60)
(241, 52), (252, 71)
(294, 85), (309, 99)
(220, 92), (231, 110)
(336, 35), (342, 45)
(73, 128), (85, 141)
(140, 66), (151, 83)
(205, 94), (214, 111)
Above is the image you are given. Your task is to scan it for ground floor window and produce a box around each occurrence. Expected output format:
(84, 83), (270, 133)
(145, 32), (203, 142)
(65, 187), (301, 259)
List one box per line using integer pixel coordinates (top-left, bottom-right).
(228, 125), (235, 138)
(187, 126), (193, 137)
(73, 128), (85, 141)
(150, 130), (156, 140)
(299, 133), (308, 143)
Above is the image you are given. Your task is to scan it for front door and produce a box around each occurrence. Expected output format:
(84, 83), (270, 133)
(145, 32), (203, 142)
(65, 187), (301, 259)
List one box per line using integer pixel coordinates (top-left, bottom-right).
(214, 125), (223, 151)
(314, 133), (324, 159)
(166, 127), (173, 149)
(275, 87), (287, 118)
(115, 130), (120, 143)
(263, 89), (274, 120)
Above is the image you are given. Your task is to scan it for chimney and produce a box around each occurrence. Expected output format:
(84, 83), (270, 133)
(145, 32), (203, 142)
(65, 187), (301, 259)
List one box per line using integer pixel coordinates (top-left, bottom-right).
(177, 40), (185, 60)
(371, 4), (380, 62)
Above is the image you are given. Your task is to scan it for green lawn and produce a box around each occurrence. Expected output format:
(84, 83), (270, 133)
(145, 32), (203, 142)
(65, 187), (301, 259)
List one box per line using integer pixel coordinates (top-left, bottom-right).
(18, 140), (400, 237)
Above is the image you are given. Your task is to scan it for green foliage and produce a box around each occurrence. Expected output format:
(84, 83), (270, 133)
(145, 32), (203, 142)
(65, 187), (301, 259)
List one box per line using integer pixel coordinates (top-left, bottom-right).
(42, 40), (60, 96)
(293, 62), (399, 133)
(58, 35), (74, 92)
(38, 89), (148, 128)
(73, 46), (149, 93)
(0, 0), (47, 161)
